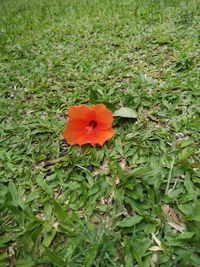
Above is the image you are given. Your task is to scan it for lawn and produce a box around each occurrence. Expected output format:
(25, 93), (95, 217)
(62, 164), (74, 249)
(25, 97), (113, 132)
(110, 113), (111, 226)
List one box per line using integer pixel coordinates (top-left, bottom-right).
(0, 0), (200, 266)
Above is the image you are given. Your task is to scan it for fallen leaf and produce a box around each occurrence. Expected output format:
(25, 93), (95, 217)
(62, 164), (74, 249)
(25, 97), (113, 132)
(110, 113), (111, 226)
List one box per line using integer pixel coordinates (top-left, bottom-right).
(113, 107), (137, 118)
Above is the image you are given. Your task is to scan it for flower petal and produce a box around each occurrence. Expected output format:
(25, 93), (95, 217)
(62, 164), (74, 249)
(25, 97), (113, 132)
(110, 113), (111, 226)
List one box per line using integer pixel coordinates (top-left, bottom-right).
(92, 104), (113, 129)
(89, 127), (114, 146)
(63, 119), (88, 145)
(68, 105), (94, 121)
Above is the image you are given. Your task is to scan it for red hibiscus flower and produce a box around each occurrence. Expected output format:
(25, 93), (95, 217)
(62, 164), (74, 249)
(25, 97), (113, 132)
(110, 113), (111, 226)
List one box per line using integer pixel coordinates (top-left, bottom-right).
(63, 104), (114, 146)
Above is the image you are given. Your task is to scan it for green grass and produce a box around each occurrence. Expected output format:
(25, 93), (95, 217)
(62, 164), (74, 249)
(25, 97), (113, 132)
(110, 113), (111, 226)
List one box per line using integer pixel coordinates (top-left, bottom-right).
(0, 0), (200, 266)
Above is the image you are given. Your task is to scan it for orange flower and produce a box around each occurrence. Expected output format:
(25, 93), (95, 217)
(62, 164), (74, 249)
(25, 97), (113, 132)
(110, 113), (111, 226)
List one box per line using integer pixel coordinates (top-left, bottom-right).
(63, 104), (114, 146)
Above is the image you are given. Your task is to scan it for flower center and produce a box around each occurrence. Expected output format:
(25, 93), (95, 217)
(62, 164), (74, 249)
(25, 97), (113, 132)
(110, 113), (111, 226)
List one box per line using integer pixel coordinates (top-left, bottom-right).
(85, 120), (97, 134)
(89, 120), (97, 129)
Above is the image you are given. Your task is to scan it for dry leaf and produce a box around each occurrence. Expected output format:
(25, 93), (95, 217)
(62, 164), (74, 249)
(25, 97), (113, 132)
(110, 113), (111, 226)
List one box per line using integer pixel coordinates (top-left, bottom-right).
(152, 233), (162, 247)
(149, 246), (163, 252)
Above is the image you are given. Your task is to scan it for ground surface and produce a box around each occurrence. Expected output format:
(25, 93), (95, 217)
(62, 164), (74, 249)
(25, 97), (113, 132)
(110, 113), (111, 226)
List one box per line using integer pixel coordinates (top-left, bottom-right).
(0, 0), (200, 266)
